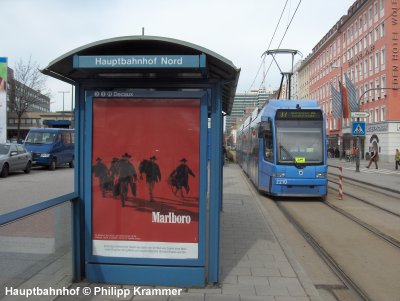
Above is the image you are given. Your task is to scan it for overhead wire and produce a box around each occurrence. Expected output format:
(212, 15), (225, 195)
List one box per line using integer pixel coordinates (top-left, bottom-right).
(258, 0), (303, 90)
(248, 0), (289, 91)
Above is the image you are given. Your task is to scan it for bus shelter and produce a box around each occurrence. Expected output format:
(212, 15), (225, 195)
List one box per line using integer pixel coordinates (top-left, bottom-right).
(42, 36), (240, 287)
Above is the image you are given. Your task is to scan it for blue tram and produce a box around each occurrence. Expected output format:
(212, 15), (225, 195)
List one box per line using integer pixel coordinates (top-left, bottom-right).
(237, 100), (327, 199)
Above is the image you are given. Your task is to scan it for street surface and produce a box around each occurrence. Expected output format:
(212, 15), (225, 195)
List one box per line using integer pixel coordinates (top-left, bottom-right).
(0, 167), (74, 214)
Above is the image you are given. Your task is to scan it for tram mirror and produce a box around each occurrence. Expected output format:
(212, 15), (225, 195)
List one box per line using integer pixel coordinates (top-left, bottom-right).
(258, 121), (271, 138)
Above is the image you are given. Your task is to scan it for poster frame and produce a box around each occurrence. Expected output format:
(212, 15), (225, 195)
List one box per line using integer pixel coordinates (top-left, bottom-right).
(84, 90), (208, 267)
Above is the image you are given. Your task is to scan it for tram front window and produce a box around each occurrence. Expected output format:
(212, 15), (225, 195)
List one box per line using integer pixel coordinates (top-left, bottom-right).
(276, 120), (323, 164)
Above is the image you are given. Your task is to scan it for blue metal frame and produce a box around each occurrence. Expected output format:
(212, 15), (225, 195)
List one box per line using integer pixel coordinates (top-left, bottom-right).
(0, 193), (78, 226)
(82, 90), (209, 286)
(208, 82), (222, 283)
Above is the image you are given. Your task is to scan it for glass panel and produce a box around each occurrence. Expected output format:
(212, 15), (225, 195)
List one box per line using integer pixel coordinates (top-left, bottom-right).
(276, 120), (323, 164)
(91, 98), (200, 260)
(0, 202), (72, 297)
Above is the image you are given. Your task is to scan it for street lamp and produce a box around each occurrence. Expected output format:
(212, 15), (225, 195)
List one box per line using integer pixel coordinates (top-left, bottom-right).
(331, 64), (344, 160)
(58, 90), (70, 118)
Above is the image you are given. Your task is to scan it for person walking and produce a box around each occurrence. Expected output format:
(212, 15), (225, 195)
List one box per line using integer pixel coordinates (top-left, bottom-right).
(93, 157), (109, 197)
(110, 157), (120, 197)
(168, 158), (195, 197)
(395, 149), (400, 170)
(118, 153), (137, 206)
(366, 148), (379, 169)
(139, 156), (161, 202)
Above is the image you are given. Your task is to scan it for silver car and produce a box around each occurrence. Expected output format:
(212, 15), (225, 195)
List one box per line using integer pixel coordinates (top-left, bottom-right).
(0, 143), (32, 177)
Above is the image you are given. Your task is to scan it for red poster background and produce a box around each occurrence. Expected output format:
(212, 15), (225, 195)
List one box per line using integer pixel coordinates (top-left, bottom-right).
(92, 98), (199, 244)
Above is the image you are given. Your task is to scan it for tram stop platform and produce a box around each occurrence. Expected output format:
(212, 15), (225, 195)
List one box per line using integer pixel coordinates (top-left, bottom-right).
(56, 163), (321, 301)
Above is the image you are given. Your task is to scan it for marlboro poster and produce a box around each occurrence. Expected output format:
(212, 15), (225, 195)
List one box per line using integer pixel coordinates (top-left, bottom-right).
(91, 98), (200, 259)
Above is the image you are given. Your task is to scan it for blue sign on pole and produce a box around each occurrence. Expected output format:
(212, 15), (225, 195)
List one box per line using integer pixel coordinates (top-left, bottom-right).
(352, 121), (366, 136)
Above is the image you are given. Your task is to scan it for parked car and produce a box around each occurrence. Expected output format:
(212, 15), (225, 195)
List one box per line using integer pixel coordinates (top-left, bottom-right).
(0, 143), (32, 177)
(24, 128), (74, 170)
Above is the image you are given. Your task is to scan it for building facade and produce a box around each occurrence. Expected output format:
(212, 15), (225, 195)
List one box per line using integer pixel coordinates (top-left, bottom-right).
(5, 67), (73, 140)
(225, 88), (274, 134)
(299, 0), (399, 162)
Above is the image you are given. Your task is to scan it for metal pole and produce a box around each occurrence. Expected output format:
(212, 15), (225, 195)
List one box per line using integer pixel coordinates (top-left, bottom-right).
(355, 117), (360, 172)
(339, 66), (343, 161)
(58, 91), (70, 119)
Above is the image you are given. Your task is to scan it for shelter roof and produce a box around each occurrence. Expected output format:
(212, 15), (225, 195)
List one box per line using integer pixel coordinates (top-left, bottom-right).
(42, 35), (240, 114)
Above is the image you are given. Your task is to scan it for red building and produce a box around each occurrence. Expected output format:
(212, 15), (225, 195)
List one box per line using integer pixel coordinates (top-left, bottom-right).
(302, 0), (399, 162)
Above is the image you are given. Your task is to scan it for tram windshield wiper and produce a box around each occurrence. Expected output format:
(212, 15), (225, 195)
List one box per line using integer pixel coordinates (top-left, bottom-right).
(279, 144), (303, 168)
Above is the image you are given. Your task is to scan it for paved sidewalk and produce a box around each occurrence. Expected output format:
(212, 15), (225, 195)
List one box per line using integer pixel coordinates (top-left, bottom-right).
(328, 158), (400, 193)
(53, 164), (321, 301)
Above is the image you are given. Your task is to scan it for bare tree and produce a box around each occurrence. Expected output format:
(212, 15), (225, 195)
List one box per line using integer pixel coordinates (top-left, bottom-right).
(7, 57), (50, 141)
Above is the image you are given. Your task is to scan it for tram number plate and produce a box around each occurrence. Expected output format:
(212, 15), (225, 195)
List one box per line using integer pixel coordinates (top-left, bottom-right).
(295, 157), (305, 163)
(276, 179), (288, 185)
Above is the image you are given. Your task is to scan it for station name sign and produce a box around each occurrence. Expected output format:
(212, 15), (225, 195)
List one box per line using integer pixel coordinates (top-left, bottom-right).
(73, 54), (206, 69)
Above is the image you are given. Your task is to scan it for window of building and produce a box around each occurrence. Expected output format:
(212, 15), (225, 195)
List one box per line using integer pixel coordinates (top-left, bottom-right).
(381, 47), (386, 69)
(364, 35), (368, 49)
(381, 106), (385, 121)
(369, 55), (373, 74)
(375, 27), (379, 41)
(374, 1), (378, 16)
(364, 59), (368, 74)
(369, 109), (374, 123)
(380, 22), (385, 37)
(369, 31), (373, 45)
(375, 78), (380, 98)
(375, 52), (380, 72)
(370, 81), (374, 100)
(369, 7), (373, 21)
(381, 76), (386, 97)
(375, 108), (379, 122)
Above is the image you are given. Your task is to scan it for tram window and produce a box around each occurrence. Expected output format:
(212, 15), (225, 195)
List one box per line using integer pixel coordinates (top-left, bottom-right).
(264, 133), (274, 162)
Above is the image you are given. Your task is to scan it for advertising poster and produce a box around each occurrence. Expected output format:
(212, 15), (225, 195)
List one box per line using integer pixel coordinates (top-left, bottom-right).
(0, 57), (7, 143)
(91, 98), (200, 259)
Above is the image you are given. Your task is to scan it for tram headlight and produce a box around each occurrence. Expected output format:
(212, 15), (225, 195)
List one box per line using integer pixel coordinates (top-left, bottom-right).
(273, 172), (286, 178)
(316, 172), (326, 178)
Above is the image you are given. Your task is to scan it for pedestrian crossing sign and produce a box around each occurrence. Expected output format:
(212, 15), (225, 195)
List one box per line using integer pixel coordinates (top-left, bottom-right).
(352, 121), (366, 136)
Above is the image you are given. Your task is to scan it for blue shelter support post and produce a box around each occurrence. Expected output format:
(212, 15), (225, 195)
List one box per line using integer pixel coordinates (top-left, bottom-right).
(208, 82), (222, 284)
(73, 83), (85, 281)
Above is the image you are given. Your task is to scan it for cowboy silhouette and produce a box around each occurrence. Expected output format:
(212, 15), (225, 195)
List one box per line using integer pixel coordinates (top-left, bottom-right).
(92, 157), (109, 197)
(139, 156), (161, 202)
(118, 153), (137, 206)
(168, 158), (195, 197)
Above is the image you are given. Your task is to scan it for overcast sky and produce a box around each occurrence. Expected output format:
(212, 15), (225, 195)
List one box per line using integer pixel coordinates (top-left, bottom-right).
(2, 0), (356, 111)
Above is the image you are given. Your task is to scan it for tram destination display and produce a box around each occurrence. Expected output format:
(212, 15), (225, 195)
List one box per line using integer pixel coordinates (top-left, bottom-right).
(276, 109), (323, 120)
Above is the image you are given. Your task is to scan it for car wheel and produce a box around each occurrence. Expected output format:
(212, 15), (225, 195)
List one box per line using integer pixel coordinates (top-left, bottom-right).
(49, 159), (56, 170)
(24, 161), (32, 174)
(69, 158), (74, 168)
(0, 163), (9, 178)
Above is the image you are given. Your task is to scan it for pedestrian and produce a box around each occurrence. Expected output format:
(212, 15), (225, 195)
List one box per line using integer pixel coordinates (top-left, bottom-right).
(139, 156), (161, 202)
(118, 153), (138, 201)
(395, 149), (400, 170)
(366, 148), (379, 169)
(168, 158), (195, 197)
(93, 157), (109, 197)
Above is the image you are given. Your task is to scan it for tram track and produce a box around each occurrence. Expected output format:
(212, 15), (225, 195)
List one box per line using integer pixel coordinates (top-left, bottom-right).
(273, 191), (400, 301)
(323, 200), (400, 250)
(327, 174), (400, 219)
(275, 201), (371, 301)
